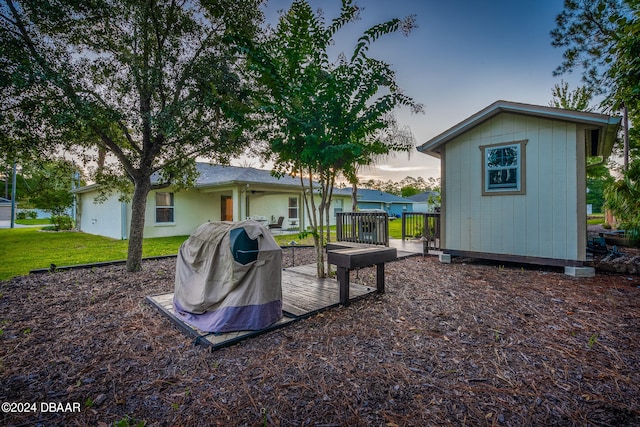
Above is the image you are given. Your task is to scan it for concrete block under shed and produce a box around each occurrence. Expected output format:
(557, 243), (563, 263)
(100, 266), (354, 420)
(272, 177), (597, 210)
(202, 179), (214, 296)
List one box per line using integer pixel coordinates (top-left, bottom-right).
(564, 266), (595, 277)
(439, 253), (452, 264)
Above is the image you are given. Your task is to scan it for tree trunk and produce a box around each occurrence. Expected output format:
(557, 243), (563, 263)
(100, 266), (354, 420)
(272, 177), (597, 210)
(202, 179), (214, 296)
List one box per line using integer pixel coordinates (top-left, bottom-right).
(314, 233), (325, 278)
(351, 181), (358, 212)
(126, 177), (152, 272)
(623, 104), (629, 171)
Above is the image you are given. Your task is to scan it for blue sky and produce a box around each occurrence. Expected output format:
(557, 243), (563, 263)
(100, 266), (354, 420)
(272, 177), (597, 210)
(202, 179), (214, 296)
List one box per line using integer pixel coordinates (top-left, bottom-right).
(252, 0), (585, 182)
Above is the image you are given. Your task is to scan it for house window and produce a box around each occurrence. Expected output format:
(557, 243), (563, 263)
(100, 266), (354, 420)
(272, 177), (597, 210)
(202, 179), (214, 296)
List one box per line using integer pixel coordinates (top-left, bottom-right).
(155, 192), (174, 223)
(288, 197), (298, 219)
(481, 140), (527, 195)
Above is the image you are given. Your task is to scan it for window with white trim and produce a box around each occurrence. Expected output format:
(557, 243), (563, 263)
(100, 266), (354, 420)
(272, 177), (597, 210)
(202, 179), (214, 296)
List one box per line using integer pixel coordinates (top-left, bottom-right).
(288, 197), (298, 219)
(481, 140), (526, 195)
(155, 192), (174, 223)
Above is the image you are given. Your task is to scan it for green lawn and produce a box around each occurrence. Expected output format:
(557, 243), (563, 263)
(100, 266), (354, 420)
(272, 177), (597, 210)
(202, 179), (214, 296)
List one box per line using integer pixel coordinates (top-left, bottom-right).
(0, 228), (189, 280)
(15, 218), (54, 225)
(587, 213), (605, 225)
(0, 227), (315, 281)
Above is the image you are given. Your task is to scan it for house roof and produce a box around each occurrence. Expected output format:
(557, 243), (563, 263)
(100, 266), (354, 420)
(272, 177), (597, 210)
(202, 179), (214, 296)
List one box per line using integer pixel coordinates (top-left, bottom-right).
(406, 191), (439, 203)
(356, 189), (414, 204)
(191, 164), (301, 189)
(73, 163), (352, 197)
(417, 100), (621, 158)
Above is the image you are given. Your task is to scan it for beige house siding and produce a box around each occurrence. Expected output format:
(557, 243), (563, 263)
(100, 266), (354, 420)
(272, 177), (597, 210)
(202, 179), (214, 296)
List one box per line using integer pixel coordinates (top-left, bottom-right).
(77, 185), (350, 239)
(443, 112), (582, 261)
(143, 189), (218, 238)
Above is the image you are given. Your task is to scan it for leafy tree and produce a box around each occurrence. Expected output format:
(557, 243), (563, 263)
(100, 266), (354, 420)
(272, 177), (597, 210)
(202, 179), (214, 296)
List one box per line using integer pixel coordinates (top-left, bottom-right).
(549, 80), (594, 111)
(25, 160), (81, 230)
(400, 185), (420, 198)
(551, 0), (625, 94)
(552, 0), (640, 239)
(243, 0), (420, 277)
(22, 160), (76, 216)
(587, 168), (614, 214)
(347, 114), (418, 211)
(605, 160), (640, 243)
(0, 0), (264, 271)
(551, 0), (636, 168)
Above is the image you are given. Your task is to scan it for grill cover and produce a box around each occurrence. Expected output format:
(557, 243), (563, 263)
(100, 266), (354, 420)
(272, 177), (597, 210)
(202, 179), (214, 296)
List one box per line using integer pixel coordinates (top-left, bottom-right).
(173, 220), (282, 333)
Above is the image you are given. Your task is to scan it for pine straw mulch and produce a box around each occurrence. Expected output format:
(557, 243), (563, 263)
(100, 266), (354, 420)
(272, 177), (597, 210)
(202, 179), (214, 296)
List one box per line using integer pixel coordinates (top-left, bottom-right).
(1, 249), (639, 427)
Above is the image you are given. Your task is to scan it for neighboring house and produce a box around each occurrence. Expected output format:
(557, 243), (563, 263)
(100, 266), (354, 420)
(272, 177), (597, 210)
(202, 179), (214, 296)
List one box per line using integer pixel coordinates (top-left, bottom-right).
(406, 191), (439, 213)
(0, 197), (15, 221)
(73, 163), (352, 239)
(417, 100), (620, 271)
(355, 188), (414, 217)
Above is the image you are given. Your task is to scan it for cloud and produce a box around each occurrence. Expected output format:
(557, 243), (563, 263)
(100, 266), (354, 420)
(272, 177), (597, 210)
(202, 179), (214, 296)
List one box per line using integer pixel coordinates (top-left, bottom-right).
(375, 165), (426, 172)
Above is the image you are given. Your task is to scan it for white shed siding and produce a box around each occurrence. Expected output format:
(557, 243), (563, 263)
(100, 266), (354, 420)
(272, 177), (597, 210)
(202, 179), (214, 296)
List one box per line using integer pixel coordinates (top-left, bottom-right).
(444, 113), (580, 261)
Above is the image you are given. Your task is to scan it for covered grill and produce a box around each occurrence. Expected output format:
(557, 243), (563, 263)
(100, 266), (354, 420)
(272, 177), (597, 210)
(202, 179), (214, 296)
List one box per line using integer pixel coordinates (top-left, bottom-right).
(173, 220), (282, 333)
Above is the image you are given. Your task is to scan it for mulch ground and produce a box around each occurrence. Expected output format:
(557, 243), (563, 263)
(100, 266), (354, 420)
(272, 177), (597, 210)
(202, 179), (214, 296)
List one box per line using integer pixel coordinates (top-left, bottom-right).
(1, 248), (639, 426)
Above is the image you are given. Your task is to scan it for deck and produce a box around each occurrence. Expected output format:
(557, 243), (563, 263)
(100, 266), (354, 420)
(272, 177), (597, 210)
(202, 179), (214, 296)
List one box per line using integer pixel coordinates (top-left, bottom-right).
(146, 264), (378, 350)
(146, 240), (423, 350)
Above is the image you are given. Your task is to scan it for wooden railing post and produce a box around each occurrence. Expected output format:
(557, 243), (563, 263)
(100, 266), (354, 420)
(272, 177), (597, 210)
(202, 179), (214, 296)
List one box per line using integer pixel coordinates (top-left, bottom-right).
(401, 212), (441, 250)
(334, 211), (389, 246)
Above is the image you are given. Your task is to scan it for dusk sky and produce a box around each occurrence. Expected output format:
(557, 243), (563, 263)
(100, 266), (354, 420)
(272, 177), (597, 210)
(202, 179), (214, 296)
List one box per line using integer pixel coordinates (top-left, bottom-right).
(243, 0), (590, 183)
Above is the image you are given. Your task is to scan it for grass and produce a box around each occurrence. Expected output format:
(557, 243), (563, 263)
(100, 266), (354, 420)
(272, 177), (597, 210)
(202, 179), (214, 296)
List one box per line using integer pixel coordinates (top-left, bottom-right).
(0, 228), (190, 280)
(587, 213), (605, 225)
(0, 222), (382, 280)
(15, 218), (54, 225)
(0, 227), (311, 281)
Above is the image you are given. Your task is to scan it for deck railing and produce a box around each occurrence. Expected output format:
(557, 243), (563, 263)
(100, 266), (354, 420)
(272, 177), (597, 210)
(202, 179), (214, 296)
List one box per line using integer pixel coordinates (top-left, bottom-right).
(336, 212), (389, 246)
(402, 212), (441, 250)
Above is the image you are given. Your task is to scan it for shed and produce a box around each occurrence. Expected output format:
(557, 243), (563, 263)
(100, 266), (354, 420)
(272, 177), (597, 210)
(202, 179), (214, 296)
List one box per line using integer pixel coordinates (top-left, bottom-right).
(417, 100), (620, 271)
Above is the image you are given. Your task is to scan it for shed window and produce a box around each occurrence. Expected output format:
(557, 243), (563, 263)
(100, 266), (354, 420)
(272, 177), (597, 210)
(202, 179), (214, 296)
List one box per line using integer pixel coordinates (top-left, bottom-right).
(481, 140), (527, 195)
(156, 192), (174, 223)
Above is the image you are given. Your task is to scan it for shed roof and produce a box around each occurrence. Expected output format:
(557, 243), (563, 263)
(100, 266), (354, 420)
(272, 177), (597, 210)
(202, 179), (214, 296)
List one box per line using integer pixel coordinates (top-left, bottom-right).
(417, 100), (621, 158)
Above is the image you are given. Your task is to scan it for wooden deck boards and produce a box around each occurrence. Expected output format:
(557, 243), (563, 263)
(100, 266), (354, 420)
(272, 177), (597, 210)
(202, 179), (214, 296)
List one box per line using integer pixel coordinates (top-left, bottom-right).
(146, 264), (377, 350)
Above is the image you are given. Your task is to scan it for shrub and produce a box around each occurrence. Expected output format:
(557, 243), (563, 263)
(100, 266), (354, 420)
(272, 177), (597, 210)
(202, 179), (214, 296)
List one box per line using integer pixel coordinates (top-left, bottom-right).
(51, 215), (74, 231)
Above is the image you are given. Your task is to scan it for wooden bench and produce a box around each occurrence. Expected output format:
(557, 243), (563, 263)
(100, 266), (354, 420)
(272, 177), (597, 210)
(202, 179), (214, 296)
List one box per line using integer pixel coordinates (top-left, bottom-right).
(327, 246), (397, 306)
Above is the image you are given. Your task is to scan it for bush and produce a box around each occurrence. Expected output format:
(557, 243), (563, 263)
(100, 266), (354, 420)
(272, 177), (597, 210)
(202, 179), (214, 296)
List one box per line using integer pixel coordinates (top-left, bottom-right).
(50, 215), (74, 231)
(17, 211), (38, 220)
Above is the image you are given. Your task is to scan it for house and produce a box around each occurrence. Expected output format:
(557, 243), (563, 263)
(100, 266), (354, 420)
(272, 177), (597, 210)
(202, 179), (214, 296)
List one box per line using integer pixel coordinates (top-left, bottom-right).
(73, 163), (352, 239)
(355, 188), (414, 217)
(406, 191), (439, 213)
(417, 100), (620, 274)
